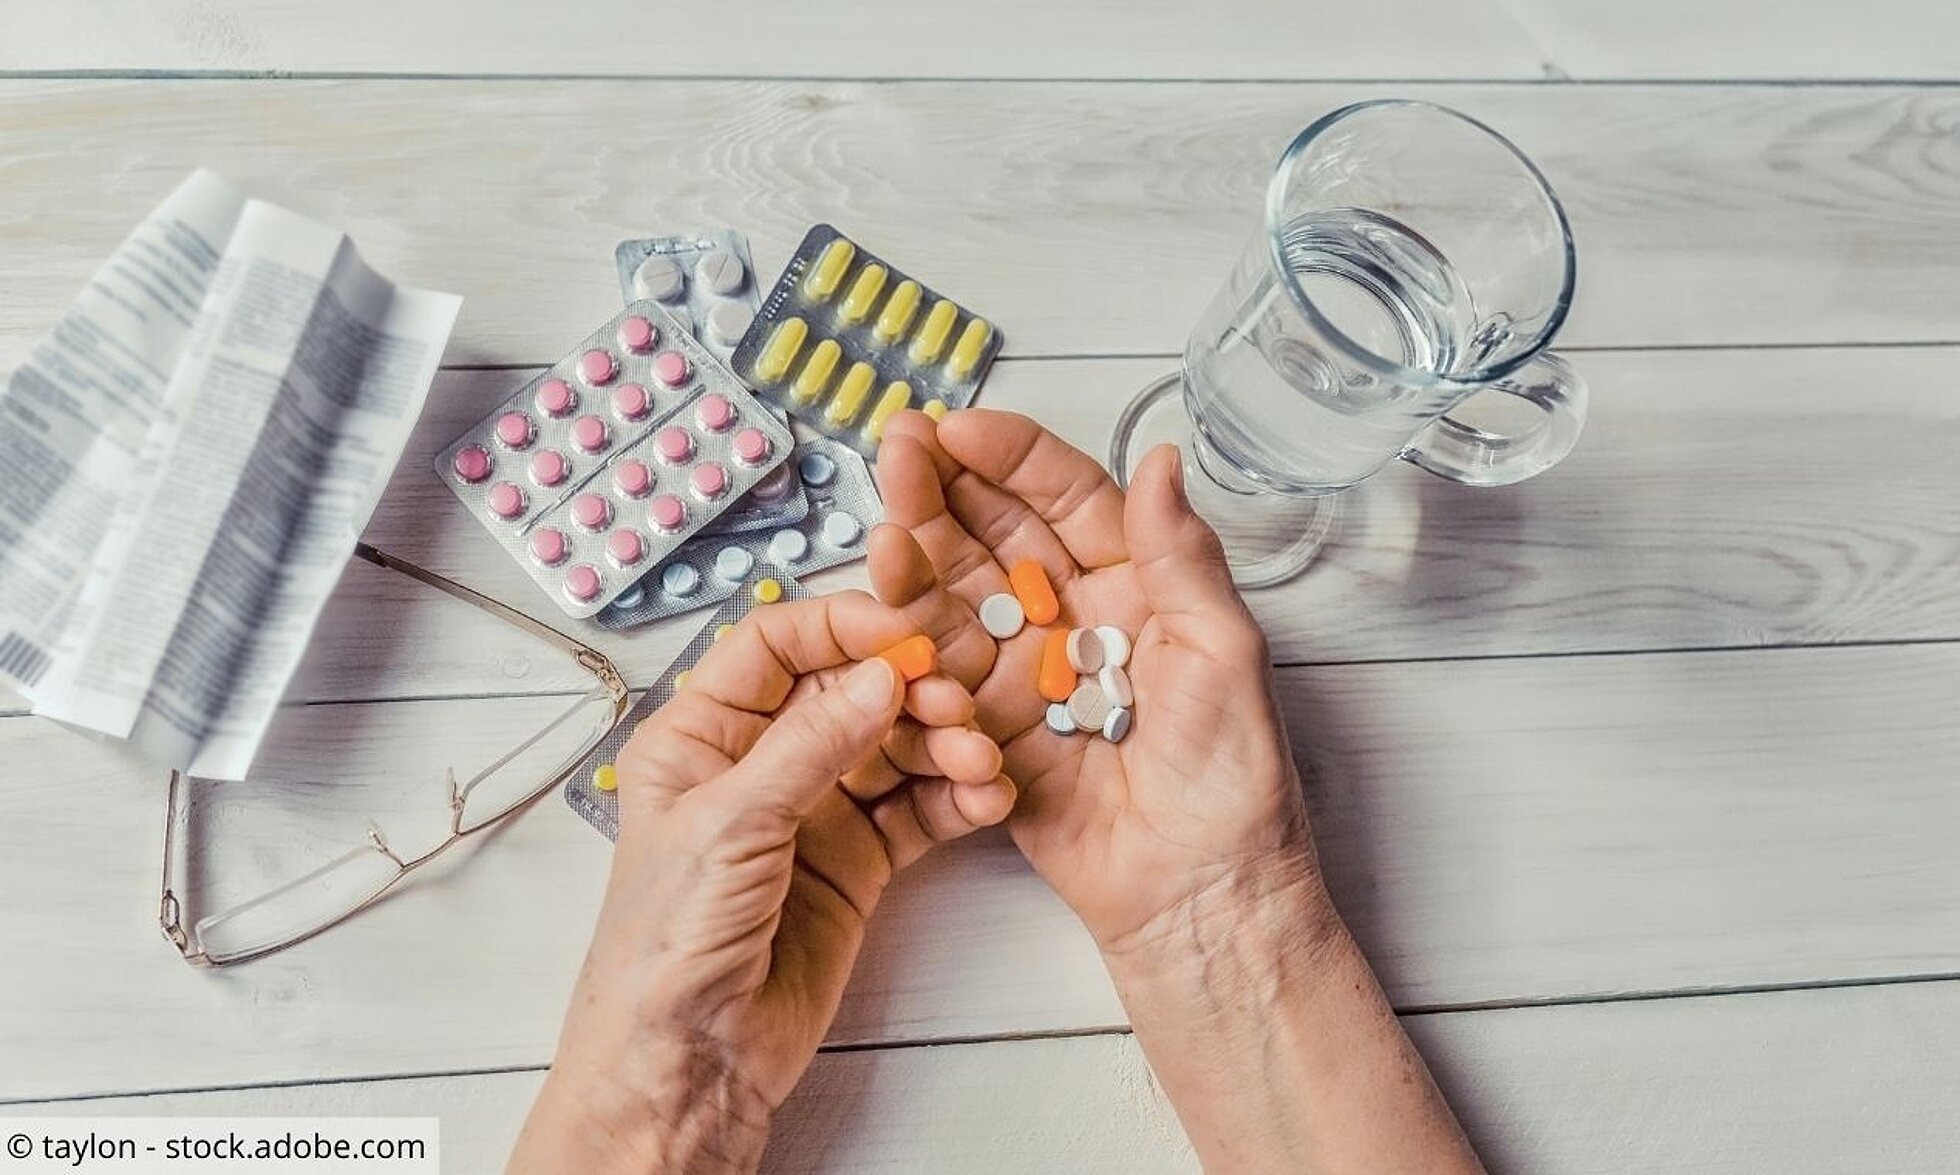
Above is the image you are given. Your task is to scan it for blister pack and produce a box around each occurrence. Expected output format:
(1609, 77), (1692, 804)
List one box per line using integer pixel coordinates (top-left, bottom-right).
(614, 230), (761, 364)
(435, 301), (794, 618)
(564, 566), (812, 840)
(595, 436), (882, 629)
(730, 224), (1003, 458)
(615, 230), (809, 537)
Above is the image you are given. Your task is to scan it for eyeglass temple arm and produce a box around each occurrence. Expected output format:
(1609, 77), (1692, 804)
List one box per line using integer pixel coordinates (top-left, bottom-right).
(159, 770), (206, 963)
(352, 543), (625, 690)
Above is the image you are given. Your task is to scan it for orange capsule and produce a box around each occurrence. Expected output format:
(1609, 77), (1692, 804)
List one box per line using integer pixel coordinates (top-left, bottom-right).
(1009, 559), (1061, 626)
(1037, 629), (1075, 703)
(878, 634), (938, 682)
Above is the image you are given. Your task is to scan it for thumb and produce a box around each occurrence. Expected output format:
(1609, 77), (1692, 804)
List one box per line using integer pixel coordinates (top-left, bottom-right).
(721, 657), (904, 814)
(1124, 444), (1254, 629)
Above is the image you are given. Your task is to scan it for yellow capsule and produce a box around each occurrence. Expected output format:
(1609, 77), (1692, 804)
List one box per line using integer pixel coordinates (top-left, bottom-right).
(864, 380), (912, 442)
(593, 763), (618, 793)
(713, 623), (735, 642)
(673, 670), (690, 690)
(873, 279), (922, 343)
(948, 317), (992, 380)
(839, 264), (888, 325)
(755, 316), (808, 383)
(922, 399), (949, 421)
(803, 239), (856, 302)
(753, 577), (784, 605)
(909, 299), (958, 365)
(793, 338), (843, 405)
(825, 362), (877, 426)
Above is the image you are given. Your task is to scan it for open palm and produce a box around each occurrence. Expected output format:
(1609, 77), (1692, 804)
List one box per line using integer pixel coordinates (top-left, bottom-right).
(870, 410), (1318, 952)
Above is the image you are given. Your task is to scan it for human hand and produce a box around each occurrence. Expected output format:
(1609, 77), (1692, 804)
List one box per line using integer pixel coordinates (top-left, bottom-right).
(510, 592), (1010, 1174)
(870, 409), (1330, 961)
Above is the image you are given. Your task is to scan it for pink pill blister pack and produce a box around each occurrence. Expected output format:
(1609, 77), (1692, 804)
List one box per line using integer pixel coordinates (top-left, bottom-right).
(435, 301), (794, 619)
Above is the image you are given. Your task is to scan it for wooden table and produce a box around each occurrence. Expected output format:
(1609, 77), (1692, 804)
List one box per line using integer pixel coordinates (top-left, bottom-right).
(4, 4), (1959, 1170)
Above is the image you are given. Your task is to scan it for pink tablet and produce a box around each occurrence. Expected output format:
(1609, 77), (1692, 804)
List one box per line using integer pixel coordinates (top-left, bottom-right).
(530, 448), (569, 487)
(579, 349), (618, 386)
(613, 458), (652, 498)
(535, 378), (577, 418)
(571, 415), (610, 454)
(452, 444), (492, 483)
(648, 493), (687, 533)
(690, 462), (729, 499)
(612, 382), (651, 422)
(695, 392), (736, 433)
(495, 411), (535, 449)
(529, 528), (568, 566)
(563, 564), (602, 603)
(606, 529), (646, 567)
(651, 350), (691, 389)
(617, 315), (657, 354)
(731, 427), (772, 466)
(570, 492), (612, 531)
(486, 481), (527, 520)
(653, 426), (694, 465)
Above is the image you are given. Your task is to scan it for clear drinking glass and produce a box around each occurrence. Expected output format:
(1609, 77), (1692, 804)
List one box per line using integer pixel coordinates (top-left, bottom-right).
(1110, 100), (1587, 586)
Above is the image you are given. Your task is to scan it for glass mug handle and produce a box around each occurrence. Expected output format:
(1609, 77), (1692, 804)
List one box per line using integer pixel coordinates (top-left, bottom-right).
(1398, 352), (1588, 488)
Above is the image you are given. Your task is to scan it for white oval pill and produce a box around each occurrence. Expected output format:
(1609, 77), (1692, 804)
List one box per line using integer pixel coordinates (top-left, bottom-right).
(632, 255), (686, 302)
(661, 561), (702, 597)
(979, 593), (1025, 639)
(1098, 664), (1134, 709)
(821, 511), (864, 547)
(714, 546), (755, 581)
(1102, 707), (1132, 744)
(1067, 680), (1111, 732)
(1066, 628), (1104, 674)
(1096, 625), (1131, 668)
(768, 528), (811, 564)
(1045, 702), (1077, 736)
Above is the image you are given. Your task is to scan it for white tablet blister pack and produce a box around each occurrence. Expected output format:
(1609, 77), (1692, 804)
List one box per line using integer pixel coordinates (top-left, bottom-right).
(434, 301), (794, 618)
(564, 565), (812, 841)
(595, 436), (881, 629)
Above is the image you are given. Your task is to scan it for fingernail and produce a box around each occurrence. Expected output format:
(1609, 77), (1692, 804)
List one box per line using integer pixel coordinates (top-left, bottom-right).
(844, 657), (898, 709)
(1165, 445), (1187, 505)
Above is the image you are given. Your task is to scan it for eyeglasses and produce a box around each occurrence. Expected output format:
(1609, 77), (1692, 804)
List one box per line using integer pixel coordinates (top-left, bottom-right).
(159, 543), (629, 967)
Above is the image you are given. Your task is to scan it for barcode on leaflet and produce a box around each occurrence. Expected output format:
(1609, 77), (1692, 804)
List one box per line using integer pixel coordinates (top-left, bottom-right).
(0, 631), (50, 687)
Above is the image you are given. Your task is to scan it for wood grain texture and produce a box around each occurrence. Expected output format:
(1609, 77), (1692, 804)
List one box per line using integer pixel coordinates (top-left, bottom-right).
(8, 340), (1943, 716)
(7, 1), (1956, 81)
(6, 641), (1960, 1099)
(2, 81), (1959, 375)
(15, 980), (1960, 1173)
(0, 0), (1550, 79)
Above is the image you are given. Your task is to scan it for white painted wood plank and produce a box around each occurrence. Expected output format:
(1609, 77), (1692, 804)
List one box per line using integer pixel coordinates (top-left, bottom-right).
(16, 981), (1960, 1174)
(4, 642), (1959, 1098)
(7, 0), (1955, 81)
(1507, 0), (1960, 80)
(11, 341), (1959, 715)
(0, 0), (1549, 79)
(2, 82), (1958, 372)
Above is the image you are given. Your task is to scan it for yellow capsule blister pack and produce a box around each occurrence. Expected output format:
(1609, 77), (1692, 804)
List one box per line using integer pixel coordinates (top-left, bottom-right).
(730, 224), (1002, 458)
(563, 564), (811, 841)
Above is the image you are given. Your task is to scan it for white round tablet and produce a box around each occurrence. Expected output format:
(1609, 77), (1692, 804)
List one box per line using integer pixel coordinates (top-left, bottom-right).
(798, 450), (837, 487)
(1102, 707), (1132, 744)
(1095, 625), (1131, 668)
(1067, 680), (1111, 732)
(1045, 702), (1077, 736)
(1066, 628), (1104, 674)
(706, 299), (755, 347)
(695, 249), (747, 296)
(1098, 664), (1134, 709)
(632, 255), (686, 302)
(661, 561), (702, 596)
(979, 593), (1026, 639)
(714, 546), (756, 581)
(768, 528), (811, 564)
(611, 585), (644, 611)
(821, 511), (864, 547)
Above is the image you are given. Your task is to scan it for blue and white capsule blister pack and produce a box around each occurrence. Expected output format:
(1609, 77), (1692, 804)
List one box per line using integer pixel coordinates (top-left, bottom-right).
(565, 566), (812, 841)
(614, 229), (808, 537)
(435, 300), (794, 618)
(730, 224), (1002, 459)
(596, 437), (881, 629)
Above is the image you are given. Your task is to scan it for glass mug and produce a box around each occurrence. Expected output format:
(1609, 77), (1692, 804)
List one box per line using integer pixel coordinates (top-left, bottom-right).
(1110, 100), (1587, 587)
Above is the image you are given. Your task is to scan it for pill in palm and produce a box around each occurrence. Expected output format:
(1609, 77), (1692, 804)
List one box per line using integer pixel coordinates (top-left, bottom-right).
(1066, 628), (1104, 673)
(1098, 664), (1134, 708)
(1009, 559), (1061, 626)
(1067, 680), (1112, 732)
(979, 593), (1026, 639)
(1096, 625), (1131, 669)
(1038, 630), (1076, 702)
(1045, 702), (1077, 736)
(1101, 707), (1132, 744)
(880, 634), (937, 682)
